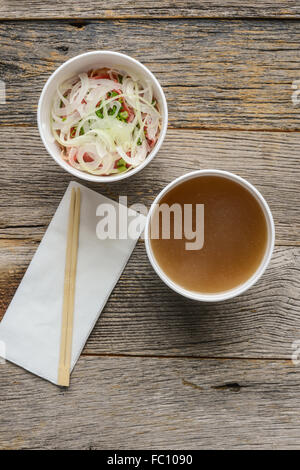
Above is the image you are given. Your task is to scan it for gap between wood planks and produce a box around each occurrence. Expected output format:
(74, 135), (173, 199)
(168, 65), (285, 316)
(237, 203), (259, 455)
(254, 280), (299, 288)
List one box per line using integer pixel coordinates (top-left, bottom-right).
(0, 237), (299, 248)
(1, 124), (300, 133)
(80, 352), (294, 362)
(1, 17), (300, 22)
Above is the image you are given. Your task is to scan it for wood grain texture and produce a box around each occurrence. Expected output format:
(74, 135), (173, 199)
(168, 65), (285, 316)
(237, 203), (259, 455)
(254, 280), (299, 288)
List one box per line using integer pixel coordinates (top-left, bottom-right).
(1, 240), (299, 359)
(1, 1), (300, 19)
(0, 127), (299, 244)
(0, 356), (300, 449)
(1, 10), (300, 450)
(1, 20), (300, 129)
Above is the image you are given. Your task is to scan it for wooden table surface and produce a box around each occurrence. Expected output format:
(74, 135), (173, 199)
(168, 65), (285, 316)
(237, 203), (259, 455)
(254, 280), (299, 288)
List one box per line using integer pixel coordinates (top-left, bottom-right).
(1, 1), (300, 450)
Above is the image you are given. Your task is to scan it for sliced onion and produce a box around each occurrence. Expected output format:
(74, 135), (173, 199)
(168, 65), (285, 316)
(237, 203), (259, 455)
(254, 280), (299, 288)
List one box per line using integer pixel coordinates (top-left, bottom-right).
(68, 147), (81, 170)
(116, 142), (147, 168)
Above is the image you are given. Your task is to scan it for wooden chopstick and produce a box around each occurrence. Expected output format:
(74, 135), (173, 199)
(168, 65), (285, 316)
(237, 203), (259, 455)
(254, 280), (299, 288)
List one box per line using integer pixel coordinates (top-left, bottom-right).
(58, 187), (81, 386)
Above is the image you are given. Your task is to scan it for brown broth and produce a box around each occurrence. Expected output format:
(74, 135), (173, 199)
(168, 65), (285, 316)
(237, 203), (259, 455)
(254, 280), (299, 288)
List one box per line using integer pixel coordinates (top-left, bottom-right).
(150, 175), (268, 293)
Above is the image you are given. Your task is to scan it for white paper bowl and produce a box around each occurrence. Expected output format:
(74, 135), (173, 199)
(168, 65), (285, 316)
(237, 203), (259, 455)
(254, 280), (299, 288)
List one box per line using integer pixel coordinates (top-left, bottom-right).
(38, 51), (168, 183)
(145, 169), (275, 302)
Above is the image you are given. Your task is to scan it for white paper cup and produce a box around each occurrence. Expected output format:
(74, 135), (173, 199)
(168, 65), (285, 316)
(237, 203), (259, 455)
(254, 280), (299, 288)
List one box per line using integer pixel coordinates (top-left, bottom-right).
(145, 169), (275, 302)
(38, 51), (168, 183)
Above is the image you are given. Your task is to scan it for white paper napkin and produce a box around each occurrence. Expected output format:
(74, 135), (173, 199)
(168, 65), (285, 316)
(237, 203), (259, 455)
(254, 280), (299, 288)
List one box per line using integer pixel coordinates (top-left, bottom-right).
(0, 181), (146, 385)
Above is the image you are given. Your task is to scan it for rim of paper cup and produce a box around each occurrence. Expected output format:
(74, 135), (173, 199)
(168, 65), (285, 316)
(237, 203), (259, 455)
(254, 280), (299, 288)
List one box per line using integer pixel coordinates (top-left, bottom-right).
(145, 169), (275, 302)
(37, 51), (168, 183)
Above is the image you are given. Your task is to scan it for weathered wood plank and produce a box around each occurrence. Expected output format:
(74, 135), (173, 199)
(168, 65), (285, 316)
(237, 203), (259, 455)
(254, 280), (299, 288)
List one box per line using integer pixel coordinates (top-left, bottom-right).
(0, 356), (300, 449)
(0, 127), (299, 244)
(1, 240), (299, 359)
(0, 20), (300, 129)
(1, 1), (300, 19)
(0, 240), (36, 317)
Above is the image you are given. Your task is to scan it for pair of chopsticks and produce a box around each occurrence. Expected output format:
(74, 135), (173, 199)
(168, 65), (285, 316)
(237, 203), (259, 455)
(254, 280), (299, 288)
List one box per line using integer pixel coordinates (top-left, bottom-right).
(58, 188), (81, 387)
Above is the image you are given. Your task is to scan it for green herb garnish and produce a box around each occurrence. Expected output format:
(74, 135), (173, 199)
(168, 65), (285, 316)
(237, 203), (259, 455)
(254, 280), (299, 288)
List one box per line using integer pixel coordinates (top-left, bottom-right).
(96, 108), (104, 118)
(117, 110), (128, 122)
(108, 105), (117, 116)
(108, 91), (119, 98)
(117, 158), (126, 167)
(118, 165), (127, 173)
(120, 111), (128, 120)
